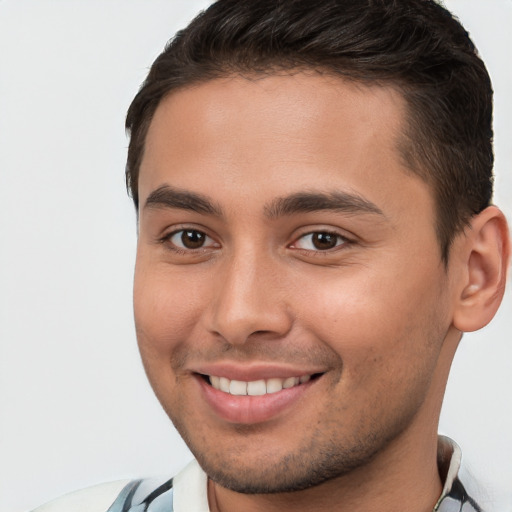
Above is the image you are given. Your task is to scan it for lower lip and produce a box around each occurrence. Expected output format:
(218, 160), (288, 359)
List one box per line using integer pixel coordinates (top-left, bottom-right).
(196, 376), (317, 425)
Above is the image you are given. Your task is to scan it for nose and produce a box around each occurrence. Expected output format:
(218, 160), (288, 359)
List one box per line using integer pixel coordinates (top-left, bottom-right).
(205, 249), (293, 345)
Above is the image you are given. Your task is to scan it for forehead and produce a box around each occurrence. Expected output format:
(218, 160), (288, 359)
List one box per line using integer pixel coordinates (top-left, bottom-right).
(139, 72), (429, 217)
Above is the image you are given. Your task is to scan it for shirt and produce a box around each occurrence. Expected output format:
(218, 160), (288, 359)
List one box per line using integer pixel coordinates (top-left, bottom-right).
(31, 436), (483, 512)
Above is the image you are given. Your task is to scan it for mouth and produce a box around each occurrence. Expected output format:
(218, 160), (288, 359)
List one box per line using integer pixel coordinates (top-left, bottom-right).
(193, 365), (326, 424)
(202, 373), (322, 396)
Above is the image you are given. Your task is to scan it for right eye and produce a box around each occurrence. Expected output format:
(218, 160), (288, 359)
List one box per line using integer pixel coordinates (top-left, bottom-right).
(167, 229), (218, 251)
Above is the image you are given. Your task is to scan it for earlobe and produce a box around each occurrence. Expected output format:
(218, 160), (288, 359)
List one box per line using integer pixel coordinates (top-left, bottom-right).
(453, 206), (510, 333)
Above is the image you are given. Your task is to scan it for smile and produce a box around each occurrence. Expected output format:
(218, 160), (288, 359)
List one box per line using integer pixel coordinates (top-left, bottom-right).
(197, 371), (324, 424)
(208, 374), (313, 396)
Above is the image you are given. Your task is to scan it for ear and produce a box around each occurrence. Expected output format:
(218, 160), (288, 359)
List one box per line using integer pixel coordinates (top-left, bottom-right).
(452, 206), (510, 333)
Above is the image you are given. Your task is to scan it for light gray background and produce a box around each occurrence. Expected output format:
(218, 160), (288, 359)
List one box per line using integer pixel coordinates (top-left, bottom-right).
(0, 1), (511, 511)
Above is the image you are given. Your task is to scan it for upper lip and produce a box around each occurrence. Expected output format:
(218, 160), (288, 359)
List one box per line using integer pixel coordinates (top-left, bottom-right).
(192, 362), (326, 381)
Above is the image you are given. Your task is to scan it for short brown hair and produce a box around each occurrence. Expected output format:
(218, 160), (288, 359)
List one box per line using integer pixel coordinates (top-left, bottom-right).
(126, 0), (494, 262)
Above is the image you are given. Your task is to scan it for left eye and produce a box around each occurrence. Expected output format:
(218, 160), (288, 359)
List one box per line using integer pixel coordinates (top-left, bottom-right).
(293, 231), (346, 251)
(168, 229), (216, 250)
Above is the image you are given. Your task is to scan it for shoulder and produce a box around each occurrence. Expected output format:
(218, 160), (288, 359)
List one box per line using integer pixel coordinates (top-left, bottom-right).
(30, 460), (207, 512)
(106, 460), (208, 511)
(30, 480), (131, 512)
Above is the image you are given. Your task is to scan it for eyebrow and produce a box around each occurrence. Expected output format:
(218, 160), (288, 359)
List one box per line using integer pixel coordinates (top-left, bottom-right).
(144, 185), (384, 220)
(144, 185), (223, 216)
(264, 191), (384, 219)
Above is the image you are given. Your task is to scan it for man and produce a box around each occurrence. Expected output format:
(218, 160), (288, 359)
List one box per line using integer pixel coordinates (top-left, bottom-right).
(33, 0), (509, 511)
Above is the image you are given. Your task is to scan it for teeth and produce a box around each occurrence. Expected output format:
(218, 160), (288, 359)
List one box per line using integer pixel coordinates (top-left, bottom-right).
(283, 377), (298, 389)
(229, 380), (247, 395)
(208, 374), (313, 396)
(266, 378), (284, 394)
(247, 380), (266, 396)
(219, 377), (230, 393)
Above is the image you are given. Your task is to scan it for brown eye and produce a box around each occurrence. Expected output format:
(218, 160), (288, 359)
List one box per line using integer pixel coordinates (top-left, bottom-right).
(181, 230), (205, 249)
(168, 229), (217, 250)
(311, 232), (338, 250)
(293, 231), (346, 251)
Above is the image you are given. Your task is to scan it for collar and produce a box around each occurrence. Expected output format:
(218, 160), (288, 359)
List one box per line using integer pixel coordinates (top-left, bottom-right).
(434, 435), (463, 510)
(434, 436), (482, 512)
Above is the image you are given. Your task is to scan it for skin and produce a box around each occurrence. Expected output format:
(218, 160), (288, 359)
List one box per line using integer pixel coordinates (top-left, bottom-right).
(133, 73), (504, 512)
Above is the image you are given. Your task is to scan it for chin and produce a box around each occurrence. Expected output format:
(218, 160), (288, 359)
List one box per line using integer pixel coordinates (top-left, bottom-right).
(186, 425), (397, 495)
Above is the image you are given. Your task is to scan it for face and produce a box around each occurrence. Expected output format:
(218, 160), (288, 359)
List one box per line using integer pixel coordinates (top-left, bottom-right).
(134, 73), (460, 493)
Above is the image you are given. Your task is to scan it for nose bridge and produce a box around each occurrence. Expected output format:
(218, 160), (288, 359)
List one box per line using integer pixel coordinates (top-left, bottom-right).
(207, 242), (291, 345)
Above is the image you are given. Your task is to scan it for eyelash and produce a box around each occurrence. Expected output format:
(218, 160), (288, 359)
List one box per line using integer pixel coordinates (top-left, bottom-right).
(160, 227), (352, 256)
(289, 230), (351, 254)
(160, 228), (218, 254)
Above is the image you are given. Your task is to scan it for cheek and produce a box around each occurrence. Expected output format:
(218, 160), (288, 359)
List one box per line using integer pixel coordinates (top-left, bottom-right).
(297, 263), (448, 382)
(133, 263), (205, 407)
(133, 261), (204, 358)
